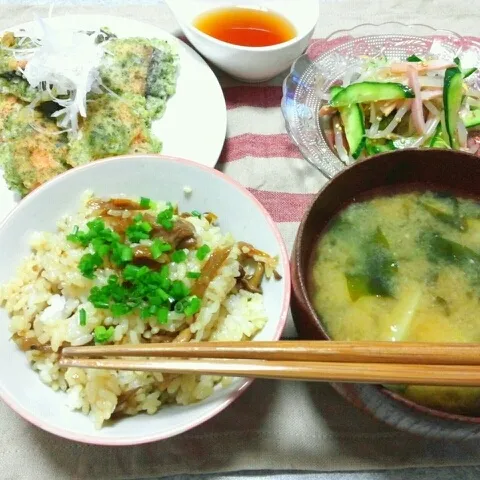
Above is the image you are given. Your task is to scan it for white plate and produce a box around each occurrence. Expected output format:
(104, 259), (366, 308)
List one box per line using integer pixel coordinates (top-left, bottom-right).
(0, 14), (227, 221)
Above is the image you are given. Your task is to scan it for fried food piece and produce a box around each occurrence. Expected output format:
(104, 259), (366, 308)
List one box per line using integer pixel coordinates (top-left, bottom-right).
(0, 94), (24, 132)
(0, 33), (37, 102)
(0, 32), (26, 72)
(0, 94), (27, 192)
(100, 37), (178, 119)
(0, 75), (36, 102)
(66, 93), (161, 167)
(1, 106), (69, 195)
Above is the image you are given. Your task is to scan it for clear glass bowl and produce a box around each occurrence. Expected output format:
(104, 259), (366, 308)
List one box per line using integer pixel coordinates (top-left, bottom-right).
(281, 22), (480, 178)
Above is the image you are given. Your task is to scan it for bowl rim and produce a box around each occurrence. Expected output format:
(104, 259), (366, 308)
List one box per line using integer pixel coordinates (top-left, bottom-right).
(322, 20), (467, 42)
(0, 153), (291, 445)
(292, 149), (480, 425)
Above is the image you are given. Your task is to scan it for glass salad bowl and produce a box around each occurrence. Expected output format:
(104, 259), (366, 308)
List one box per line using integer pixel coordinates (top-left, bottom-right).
(281, 22), (480, 178)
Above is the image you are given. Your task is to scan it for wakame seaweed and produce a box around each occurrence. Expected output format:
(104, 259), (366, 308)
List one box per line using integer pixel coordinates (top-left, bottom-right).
(346, 227), (398, 300)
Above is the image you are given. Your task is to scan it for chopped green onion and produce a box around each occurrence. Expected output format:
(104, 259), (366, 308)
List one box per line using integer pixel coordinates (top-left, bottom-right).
(72, 203), (202, 326)
(140, 197), (151, 208)
(123, 264), (142, 281)
(111, 303), (131, 317)
(87, 218), (106, 233)
(138, 266), (151, 278)
(92, 300), (110, 309)
(111, 243), (133, 264)
(126, 218), (153, 243)
(91, 238), (110, 257)
(140, 221), (152, 233)
(159, 265), (169, 280)
(157, 204), (175, 231)
(191, 210), (202, 218)
(149, 295), (164, 306)
(158, 265), (171, 290)
(196, 244), (211, 261)
(125, 229), (150, 243)
(174, 299), (188, 313)
(79, 308), (87, 326)
(172, 250), (187, 263)
(67, 227), (90, 246)
(93, 325), (115, 344)
(67, 218), (120, 248)
(170, 280), (190, 300)
(78, 253), (103, 279)
(150, 239), (172, 259)
(120, 245), (133, 262)
(150, 241), (162, 259)
(184, 296), (201, 317)
(160, 218), (173, 231)
(157, 307), (169, 324)
(187, 271), (201, 279)
(156, 288), (170, 301)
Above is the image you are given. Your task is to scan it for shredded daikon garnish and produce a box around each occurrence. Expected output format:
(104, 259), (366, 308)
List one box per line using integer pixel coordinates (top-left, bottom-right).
(19, 17), (107, 134)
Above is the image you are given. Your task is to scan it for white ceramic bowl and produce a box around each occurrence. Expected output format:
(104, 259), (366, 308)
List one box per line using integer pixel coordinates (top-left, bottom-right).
(0, 155), (290, 445)
(166, 0), (319, 82)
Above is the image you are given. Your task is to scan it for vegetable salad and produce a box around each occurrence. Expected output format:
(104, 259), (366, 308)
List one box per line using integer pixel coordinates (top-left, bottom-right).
(319, 55), (480, 162)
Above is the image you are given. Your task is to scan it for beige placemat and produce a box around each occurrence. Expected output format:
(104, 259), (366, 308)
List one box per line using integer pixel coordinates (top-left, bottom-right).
(1, 2), (480, 479)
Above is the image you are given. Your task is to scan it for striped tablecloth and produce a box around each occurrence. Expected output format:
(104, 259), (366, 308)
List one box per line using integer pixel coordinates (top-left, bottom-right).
(218, 74), (323, 339)
(3, 2), (480, 480)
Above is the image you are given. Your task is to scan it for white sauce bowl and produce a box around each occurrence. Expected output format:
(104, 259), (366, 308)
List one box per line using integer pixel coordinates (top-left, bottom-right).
(166, 0), (320, 82)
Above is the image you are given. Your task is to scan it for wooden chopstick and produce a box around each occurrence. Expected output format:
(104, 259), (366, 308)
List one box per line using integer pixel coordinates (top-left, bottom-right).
(58, 356), (480, 386)
(61, 341), (480, 365)
(59, 341), (480, 386)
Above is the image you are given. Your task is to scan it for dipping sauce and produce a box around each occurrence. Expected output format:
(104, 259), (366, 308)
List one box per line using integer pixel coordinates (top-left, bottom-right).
(193, 7), (296, 47)
(309, 190), (480, 415)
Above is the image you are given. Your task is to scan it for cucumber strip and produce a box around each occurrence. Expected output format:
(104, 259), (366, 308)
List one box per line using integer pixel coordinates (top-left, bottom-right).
(330, 86), (365, 159)
(443, 67), (464, 148)
(365, 138), (396, 155)
(407, 54), (422, 62)
(330, 82), (414, 107)
(329, 85), (343, 97)
(464, 109), (480, 128)
(463, 67), (477, 78)
(429, 124), (450, 148)
(456, 56), (478, 78)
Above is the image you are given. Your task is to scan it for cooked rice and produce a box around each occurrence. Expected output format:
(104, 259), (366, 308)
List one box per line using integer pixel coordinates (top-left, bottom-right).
(0, 191), (271, 428)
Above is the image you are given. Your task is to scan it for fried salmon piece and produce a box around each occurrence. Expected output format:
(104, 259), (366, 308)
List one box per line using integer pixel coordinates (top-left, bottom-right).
(0, 33), (36, 102)
(0, 94), (26, 193)
(100, 37), (178, 119)
(101, 40), (154, 96)
(1, 108), (69, 195)
(66, 93), (161, 168)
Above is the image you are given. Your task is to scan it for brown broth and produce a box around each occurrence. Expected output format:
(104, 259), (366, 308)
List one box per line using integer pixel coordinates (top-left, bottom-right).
(193, 7), (296, 47)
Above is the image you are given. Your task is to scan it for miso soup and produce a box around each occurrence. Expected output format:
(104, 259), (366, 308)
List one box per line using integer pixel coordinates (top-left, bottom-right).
(310, 190), (480, 415)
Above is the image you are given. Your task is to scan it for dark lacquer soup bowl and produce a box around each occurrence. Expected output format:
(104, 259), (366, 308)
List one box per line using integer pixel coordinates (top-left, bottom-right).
(291, 148), (480, 440)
